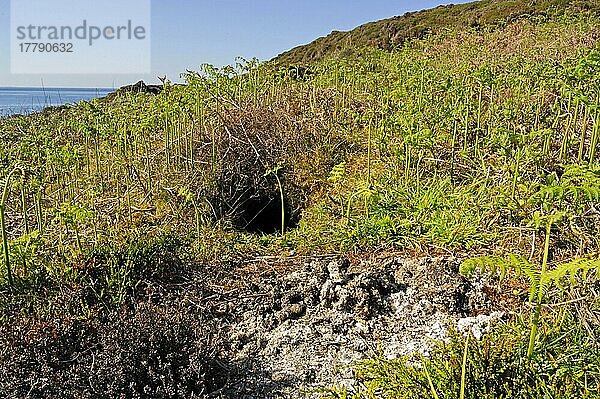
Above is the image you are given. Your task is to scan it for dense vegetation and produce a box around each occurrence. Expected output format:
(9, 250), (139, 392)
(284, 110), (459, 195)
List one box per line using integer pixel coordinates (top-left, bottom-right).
(274, 0), (600, 64)
(0, 0), (599, 397)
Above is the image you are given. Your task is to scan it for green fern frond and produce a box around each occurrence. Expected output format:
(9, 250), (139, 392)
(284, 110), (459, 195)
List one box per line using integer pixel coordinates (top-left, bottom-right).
(545, 257), (600, 287)
(460, 254), (538, 290)
(328, 162), (346, 184)
(461, 254), (541, 301)
(530, 164), (600, 207)
(463, 255), (600, 303)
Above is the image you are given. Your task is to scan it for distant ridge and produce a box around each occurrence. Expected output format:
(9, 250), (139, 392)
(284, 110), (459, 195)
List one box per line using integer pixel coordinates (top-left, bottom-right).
(272, 0), (600, 65)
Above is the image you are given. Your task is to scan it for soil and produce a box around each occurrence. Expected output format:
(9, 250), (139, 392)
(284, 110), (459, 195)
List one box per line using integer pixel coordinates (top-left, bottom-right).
(219, 255), (510, 398)
(0, 255), (519, 398)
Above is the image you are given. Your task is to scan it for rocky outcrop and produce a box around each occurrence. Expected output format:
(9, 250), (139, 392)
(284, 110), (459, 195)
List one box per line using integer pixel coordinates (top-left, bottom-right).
(105, 80), (163, 100)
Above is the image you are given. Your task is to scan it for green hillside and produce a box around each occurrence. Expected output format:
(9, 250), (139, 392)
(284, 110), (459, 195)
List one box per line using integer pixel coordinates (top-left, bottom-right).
(0, 0), (599, 397)
(274, 0), (600, 65)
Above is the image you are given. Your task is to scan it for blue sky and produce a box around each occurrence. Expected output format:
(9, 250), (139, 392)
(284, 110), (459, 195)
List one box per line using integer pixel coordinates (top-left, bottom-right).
(0, 0), (470, 88)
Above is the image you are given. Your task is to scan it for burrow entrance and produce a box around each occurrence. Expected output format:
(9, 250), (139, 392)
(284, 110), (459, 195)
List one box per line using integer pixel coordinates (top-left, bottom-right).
(234, 192), (300, 235)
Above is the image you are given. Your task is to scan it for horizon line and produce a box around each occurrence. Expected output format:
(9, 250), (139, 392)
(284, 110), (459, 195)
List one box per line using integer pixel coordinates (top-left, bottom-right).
(0, 85), (117, 90)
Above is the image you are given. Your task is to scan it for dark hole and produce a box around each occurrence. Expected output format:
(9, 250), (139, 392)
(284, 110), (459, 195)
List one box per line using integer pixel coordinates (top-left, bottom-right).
(238, 196), (299, 234)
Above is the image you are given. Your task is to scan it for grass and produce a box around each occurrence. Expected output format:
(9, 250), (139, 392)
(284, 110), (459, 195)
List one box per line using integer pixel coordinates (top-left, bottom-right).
(0, 0), (599, 397)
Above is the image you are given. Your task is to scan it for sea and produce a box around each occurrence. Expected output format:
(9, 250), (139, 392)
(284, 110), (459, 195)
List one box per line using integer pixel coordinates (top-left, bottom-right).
(0, 87), (114, 117)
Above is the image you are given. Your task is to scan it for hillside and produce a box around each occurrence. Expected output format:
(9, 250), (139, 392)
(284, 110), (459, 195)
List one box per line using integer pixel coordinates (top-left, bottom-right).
(274, 0), (600, 65)
(1, 1), (600, 397)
